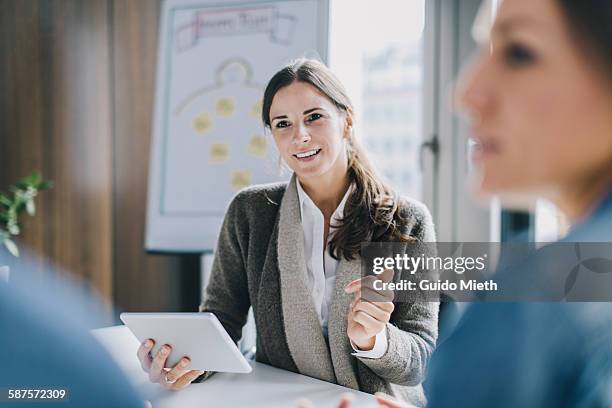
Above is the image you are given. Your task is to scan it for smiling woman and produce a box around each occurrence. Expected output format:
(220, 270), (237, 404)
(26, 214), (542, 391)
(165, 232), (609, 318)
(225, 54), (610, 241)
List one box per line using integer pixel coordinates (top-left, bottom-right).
(268, 81), (344, 178)
(262, 59), (416, 260)
(134, 58), (439, 406)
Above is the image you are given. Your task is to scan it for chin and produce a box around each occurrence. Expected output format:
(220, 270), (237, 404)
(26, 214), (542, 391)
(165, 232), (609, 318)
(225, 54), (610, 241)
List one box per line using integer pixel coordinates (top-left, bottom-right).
(293, 167), (327, 180)
(470, 171), (510, 197)
(291, 161), (333, 180)
(470, 173), (540, 210)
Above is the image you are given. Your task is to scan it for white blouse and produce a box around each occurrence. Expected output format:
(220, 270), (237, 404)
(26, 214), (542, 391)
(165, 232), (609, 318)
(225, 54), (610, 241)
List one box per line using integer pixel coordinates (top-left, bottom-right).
(296, 180), (387, 359)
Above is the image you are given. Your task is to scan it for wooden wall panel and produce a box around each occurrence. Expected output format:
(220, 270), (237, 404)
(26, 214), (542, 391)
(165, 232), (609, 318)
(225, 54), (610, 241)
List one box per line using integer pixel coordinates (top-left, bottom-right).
(0, 0), (114, 308)
(110, 0), (200, 313)
(0, 0), (200, 318)
(0, 0), (47, 274)
(43, 0), (114, 299)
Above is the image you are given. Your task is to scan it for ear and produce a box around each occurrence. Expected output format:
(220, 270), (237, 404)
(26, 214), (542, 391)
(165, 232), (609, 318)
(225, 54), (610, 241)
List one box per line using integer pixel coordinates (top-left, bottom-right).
(344, 107), (354, 138)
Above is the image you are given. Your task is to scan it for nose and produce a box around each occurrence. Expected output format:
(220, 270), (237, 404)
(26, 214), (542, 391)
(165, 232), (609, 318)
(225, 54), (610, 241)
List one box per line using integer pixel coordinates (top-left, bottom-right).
(291, 122), (311, 145)
(455, 48), (494, 125)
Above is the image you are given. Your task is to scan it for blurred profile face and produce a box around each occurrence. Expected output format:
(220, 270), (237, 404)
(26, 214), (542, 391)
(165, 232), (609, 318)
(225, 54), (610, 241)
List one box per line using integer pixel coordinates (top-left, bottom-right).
(269, 81), (350, 181)
(457, 0), (612, 198)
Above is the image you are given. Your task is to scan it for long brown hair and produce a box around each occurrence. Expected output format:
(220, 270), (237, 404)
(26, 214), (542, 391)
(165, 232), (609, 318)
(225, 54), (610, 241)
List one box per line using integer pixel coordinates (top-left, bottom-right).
(262, 58), (412, 260)
(556, 0), (612, 77)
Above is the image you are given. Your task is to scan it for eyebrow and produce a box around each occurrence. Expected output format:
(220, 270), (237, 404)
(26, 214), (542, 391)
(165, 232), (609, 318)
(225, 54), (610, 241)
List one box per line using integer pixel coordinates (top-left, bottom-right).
(494, 16), (542, 36)
(271, 107), (324, 122)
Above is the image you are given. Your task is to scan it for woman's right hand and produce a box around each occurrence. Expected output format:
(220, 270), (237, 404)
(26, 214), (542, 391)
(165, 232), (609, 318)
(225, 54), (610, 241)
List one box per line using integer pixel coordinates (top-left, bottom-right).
(137, 339), (205, 391)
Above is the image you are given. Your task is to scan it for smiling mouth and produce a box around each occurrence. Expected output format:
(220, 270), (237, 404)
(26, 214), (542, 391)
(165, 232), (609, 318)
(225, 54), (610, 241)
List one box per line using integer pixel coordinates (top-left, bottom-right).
(293, 148), (321, 159)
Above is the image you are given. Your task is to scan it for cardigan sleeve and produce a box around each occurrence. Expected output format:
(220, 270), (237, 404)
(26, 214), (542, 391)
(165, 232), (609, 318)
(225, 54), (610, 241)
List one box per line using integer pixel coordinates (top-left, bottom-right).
(356, 199), (440, 386)
(199, 192), (251, 344)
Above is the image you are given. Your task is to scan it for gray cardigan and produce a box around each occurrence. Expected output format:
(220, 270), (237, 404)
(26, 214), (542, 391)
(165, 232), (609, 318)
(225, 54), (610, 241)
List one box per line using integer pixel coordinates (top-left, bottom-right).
(200, 175), (438, 407)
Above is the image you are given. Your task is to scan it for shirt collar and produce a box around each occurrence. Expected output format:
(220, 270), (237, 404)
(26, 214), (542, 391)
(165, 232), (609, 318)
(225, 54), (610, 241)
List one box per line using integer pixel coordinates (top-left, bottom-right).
(576, 188), (612, 225)
(296, 178), (353, 221)
(597, 189), (612, 216)
(564, 187), (612, 240)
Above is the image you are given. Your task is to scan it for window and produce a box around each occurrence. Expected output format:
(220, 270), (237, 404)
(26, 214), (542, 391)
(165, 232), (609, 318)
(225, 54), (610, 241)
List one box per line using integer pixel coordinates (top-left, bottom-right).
(329, 0), (425, 201)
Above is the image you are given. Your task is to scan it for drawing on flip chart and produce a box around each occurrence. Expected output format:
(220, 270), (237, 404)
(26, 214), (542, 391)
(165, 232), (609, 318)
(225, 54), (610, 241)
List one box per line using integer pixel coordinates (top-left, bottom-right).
(146, 0), (327, 252)
(174, 59), (270, 192)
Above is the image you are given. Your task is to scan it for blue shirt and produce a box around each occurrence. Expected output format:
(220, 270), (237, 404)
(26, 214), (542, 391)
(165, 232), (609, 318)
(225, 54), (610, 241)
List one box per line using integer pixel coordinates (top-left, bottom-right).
(425, 189), (612, 407)
(0, 251), (144, 408)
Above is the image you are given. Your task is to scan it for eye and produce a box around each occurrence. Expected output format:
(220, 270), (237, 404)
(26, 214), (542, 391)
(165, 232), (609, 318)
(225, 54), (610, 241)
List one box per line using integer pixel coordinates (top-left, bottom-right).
(275, 120), (291, 129)
(504, 43), (535, 67)
(306, 113), (323, 122)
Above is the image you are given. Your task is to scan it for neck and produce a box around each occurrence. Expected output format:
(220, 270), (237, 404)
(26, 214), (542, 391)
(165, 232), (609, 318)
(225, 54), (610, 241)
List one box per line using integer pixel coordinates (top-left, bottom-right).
(553, 163), (612, 224)
(298, 163), (350, 216)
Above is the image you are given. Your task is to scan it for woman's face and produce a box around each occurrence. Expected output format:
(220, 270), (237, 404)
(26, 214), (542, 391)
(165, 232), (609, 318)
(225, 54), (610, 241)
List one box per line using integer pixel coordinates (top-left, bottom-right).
(457, 0), (612, 197)
(269, 81), (350, 181)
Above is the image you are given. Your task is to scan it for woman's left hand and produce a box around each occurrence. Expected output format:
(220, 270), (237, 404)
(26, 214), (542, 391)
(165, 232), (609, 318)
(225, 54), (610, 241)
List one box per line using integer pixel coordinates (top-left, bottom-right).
(345, 268), (395, 350)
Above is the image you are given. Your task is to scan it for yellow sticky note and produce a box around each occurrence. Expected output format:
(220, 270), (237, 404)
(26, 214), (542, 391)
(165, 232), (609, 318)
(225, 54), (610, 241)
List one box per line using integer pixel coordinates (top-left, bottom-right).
(250, 99), (263, 118)
(209, 143), (229, 164)
(193, 112), (213, 134)
(247, 135), (267, 158)
(216, 97), (235, 117)
(230, 170), (251, 191)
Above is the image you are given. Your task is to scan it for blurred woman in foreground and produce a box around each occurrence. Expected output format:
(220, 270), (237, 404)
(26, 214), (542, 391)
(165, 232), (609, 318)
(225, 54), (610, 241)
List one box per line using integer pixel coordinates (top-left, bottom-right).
(329, 0), (612, 406)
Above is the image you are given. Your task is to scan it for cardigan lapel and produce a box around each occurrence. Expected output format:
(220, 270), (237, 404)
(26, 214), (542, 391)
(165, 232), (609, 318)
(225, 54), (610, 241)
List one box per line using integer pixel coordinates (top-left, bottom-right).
(277, 174), (336, 383)
(255, 218), (299, 373)
(328, 256), (361, 390)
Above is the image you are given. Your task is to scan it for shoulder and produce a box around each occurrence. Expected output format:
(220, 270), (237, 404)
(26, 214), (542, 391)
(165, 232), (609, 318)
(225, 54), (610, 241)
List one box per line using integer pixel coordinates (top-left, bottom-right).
(226, 181), (288, 218)
(396, 196), (436, 242)
(566, 198), (612, 241)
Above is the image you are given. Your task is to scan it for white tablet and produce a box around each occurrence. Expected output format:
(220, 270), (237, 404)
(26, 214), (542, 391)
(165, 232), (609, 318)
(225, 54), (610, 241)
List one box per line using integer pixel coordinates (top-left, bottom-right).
(120, 312), (252, 373)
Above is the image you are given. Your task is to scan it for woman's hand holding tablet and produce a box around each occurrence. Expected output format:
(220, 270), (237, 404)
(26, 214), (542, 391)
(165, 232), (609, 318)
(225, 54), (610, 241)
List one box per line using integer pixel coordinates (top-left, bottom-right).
(124, 312), (252, 391)
(137, 339), (205, 390)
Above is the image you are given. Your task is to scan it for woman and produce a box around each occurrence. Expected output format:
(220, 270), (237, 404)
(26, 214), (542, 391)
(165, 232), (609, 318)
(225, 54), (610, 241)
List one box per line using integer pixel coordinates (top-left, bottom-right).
(336, 0), (612, 406)
(136, 59), (438, 406)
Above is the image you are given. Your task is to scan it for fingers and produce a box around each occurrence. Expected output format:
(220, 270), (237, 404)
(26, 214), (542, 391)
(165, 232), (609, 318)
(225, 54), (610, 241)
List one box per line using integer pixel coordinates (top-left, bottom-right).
(374, 392), (408, 408)
(137, 339), (154, 373)
(163, 357), (191, 384)
(139, 342), (203, 390)
(353, 310), (385, 336)
(345, 278), (360, 294)
(346, 268), (395, 291)
(360, 280), (394, 302)
(166, 369), (205, 391)
(378, 268), (395, 283)
(345, 274), (395, 302)
(149, 344), (172, 383)
(337, 393), (355, 408)
(352, 300), (394, 322)
(296, 400), (312, 408)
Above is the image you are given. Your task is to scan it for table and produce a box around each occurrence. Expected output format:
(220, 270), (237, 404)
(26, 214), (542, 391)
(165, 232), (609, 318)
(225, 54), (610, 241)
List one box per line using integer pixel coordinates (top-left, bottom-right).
(91, 326), (377, 408)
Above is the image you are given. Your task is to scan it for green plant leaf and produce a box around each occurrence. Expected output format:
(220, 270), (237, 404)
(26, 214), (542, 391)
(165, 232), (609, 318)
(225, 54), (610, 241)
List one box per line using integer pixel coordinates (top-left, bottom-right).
(40, 181), (53, 190)
(26, 199), (35, 216)
(7, 207), (17, 221)
(27, 172), (42, 185)
(8, 223), (20, 235)
(4, 238), (19, 257)
(15, 181), (28, 190)
(0, 194), (11, 207)
(1, 173), (52, 240)
(15, 201), (26, 214)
